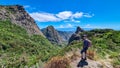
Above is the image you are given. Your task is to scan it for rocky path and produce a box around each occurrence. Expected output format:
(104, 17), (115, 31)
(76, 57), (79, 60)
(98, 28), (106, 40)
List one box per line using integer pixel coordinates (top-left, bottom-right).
(70, 58), (104, 68)
(66, 49), (114, 68)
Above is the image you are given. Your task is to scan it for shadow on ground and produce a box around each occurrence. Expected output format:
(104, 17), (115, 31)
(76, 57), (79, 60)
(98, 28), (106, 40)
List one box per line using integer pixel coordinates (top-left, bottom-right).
(77, 59), (88, 67)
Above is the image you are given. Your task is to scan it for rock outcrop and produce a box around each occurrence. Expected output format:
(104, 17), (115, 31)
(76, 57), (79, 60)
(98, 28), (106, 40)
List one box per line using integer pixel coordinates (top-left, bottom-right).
(0, 5), (43, 36)
(68, 26), (84, 44)
(75, 26), (84, 34)
(42, 26), (62, 45)
(42, 26), (74, 45)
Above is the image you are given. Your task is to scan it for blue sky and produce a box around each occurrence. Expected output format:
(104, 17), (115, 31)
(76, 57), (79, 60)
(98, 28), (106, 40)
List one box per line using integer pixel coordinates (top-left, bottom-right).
(1, 0), (120, 31)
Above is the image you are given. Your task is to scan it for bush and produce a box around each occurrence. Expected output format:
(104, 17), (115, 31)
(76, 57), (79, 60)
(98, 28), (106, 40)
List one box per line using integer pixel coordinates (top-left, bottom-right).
(44, 56), (70, 68)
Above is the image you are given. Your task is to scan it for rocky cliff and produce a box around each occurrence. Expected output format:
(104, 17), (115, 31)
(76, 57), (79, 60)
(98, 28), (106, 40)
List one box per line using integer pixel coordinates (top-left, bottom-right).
(42, 26), (74, 45)
(68, 26), (84, 44)
(0, 5), (43, 36)
(42, 26), (62, 45)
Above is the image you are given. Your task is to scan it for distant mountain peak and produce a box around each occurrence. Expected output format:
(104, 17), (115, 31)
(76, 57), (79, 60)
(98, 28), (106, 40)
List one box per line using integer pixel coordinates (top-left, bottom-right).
(75, 26), (84, 34)
(42, 26), (74, 45)
(47, 25), (55, 29)
(68, 26), (84, 44)
(42, 26), (62, 45)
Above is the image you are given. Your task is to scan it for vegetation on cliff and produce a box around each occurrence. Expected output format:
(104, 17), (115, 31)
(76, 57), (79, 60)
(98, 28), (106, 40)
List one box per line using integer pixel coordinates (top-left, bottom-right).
(0, 20), (60, 67)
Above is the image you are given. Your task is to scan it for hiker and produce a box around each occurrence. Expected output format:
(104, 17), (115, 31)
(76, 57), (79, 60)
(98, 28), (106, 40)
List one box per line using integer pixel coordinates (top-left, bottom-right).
(81, 35), (92, 60)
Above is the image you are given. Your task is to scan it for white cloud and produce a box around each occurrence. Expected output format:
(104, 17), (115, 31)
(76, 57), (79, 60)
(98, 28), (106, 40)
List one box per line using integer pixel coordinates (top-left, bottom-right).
(72, 12), (83, 18)
(67, 23), (73, 28)
(64, 19), (80, 23)
(30, 11), (94, 22)
(30, 12), (60, 22)
(24, 5), (30, 8)
(59, 25), (64, 28)
(71, 19), (80, 23)
(83, 13), (94, 18)
(56, 11), (72, 20)
(83, 24), (107, 29)
(83, 24), (94, 28)
(86, 24), (91, 27)
(57, 23), (73, 28)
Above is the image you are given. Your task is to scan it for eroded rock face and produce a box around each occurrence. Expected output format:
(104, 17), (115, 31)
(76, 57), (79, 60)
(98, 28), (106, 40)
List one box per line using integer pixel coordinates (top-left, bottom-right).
(0, 5), (43, 36)
(42, 26), (62, 45)
(68, 26), (84, 44)
(42, 26), (74, 45)
(68, 33), (81, 44)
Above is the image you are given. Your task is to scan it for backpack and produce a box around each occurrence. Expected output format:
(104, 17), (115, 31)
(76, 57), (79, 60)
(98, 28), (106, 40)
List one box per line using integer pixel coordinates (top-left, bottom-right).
(87, 39), (92, 47)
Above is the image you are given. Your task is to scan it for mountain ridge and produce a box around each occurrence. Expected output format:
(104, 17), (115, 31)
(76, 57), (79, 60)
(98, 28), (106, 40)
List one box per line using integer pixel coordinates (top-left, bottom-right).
(0, 5), (44, 36)
(41, 26), (73, 45)
(68, 26), (84, 44)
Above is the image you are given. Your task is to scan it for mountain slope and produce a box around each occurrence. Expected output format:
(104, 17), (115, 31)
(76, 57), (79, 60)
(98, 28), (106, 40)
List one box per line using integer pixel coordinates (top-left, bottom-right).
(44, 28), (120, 68)
(0, 20), (60, 67)
(44, 48), (114, 68)
(0, 5), (43, 36)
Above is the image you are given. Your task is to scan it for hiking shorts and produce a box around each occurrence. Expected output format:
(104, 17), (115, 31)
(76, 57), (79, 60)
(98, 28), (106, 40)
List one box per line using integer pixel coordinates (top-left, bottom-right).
(81, 47), (88, 54)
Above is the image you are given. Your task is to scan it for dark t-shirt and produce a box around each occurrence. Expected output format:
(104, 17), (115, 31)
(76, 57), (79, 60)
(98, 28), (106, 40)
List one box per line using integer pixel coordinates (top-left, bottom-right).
(83, 39), (90, 48)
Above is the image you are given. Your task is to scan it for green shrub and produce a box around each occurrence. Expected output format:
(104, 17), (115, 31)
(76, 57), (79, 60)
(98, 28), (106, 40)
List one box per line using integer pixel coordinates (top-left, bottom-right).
(0, 20), (60, 67)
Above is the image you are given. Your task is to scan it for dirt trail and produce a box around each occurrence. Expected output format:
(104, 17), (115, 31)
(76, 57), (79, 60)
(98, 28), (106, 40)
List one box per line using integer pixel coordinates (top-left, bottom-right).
(70, 57), (113, 68)
(65, 49), (113, 68)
